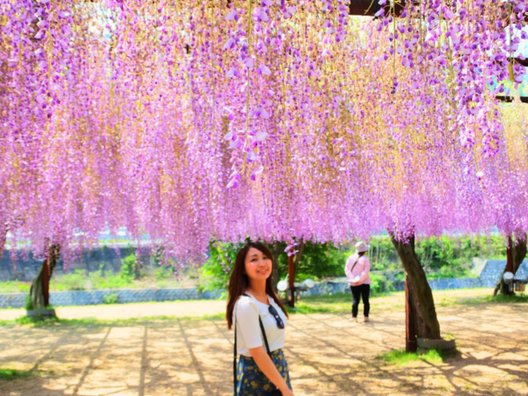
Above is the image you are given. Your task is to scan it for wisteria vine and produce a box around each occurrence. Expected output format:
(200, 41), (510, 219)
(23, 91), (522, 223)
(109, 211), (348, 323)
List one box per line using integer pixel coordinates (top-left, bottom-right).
(0, 0), (526, 265)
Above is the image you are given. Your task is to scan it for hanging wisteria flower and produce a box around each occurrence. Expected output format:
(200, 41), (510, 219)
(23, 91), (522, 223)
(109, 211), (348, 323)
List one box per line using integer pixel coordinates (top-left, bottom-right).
(0, 0), (526, 263)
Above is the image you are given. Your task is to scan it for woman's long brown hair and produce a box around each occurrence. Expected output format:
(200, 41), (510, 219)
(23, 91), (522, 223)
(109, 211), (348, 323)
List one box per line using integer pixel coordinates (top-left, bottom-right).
(226, 241), (288, 329)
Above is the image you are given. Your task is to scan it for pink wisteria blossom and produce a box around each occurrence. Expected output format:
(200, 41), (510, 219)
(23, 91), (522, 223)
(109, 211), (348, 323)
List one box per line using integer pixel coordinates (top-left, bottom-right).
(0, 0), (526, 265)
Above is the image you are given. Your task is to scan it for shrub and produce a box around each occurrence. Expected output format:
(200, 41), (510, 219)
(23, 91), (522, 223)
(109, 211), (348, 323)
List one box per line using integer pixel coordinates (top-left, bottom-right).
(25, 295), (34, 311)
(0, 368), (34, 380)
(51, 269), (87, 291)
(120, 254), (140, 281)
(370, 272), (397, 294)
(196, 234), (508, 293)
(89, 272), (132, 289)
(103, 293), (119, 304)
(0, 281), (31, 293)
(198, 241), (243, 292)
(155, 265), (174, 281)
(416, 234), (505, 279)
(288, 241), (350, 281)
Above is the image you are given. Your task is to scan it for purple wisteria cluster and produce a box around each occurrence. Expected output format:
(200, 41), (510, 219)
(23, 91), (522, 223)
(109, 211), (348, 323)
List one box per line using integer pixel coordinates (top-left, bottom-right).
(0, 0), (526, 264)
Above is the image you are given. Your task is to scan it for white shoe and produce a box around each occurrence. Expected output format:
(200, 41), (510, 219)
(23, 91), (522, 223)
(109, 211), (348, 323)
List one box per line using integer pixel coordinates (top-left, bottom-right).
(364, 317), (369, 323)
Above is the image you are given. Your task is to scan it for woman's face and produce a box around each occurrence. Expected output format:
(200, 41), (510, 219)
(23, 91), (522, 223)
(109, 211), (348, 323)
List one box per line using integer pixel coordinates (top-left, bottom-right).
(244, 247), (272, 281)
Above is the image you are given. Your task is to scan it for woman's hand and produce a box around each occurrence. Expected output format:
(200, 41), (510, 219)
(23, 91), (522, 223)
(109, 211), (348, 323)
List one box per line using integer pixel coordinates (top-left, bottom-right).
(249, 347), (293, 395)
(280, 386), (294, 396)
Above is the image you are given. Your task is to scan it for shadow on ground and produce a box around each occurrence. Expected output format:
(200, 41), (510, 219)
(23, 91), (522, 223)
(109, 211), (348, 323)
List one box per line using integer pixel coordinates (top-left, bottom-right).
(0, 290), (527, 395)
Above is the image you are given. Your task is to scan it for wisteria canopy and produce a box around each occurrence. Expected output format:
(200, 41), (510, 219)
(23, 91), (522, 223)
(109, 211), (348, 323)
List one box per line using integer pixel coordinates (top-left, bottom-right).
(0, 0), (527, 264)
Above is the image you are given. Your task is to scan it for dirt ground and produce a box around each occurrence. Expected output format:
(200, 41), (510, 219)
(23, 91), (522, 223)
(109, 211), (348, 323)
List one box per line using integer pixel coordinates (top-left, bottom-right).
(0, 289), (527, 396)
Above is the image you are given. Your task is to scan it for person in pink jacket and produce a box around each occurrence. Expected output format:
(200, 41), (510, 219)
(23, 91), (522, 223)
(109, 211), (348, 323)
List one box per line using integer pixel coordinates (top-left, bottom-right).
(345, 241), (371, 322)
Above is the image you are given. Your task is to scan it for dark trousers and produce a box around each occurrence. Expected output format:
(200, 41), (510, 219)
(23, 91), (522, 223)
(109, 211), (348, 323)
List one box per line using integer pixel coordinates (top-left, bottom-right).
(350, 284), (370, 318)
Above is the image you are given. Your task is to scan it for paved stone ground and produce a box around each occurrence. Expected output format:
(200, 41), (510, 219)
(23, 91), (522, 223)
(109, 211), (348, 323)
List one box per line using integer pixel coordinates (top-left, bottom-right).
(0, 289), (527, 395)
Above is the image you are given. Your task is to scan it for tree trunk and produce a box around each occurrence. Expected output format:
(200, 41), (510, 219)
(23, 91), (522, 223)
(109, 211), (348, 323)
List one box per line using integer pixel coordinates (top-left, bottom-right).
(404, 275), (418, 352)
(390, 233), (441, 340)
(286, 239), (305, 308)
(269, 242), (284, 292)
(0, 222), (7, 253)
(28, 243), (60, 311)
(287, 254), (295, 307)
(494, 234), (527, 296)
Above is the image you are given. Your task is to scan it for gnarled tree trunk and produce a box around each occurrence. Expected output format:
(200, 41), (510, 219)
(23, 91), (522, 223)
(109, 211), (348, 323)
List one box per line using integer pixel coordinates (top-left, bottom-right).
(494, 234), (527, 296)
(28, 243), (60, 312)
(390, 233), (441, 340)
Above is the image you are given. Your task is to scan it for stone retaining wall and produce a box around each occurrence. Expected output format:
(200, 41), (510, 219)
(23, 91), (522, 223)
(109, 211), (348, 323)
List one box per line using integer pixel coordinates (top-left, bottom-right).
(0, 288), (222, 309)
(299, 277), (483, 297)
(2, 260), (526, 309)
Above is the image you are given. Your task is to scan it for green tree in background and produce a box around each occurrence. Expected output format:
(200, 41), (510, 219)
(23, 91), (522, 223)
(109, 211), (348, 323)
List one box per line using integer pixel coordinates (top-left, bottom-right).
(198, 234), (509, 293)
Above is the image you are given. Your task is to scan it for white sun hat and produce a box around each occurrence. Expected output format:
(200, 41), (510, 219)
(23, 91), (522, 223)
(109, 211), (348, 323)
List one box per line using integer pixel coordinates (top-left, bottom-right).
(355, 241), (369, 253)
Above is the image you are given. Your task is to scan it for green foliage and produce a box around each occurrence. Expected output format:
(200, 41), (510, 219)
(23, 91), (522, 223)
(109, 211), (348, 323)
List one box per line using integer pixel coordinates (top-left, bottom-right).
(0, 368), (34, 380)
(416, 234), (507, 279)
(120, 253), (140, 281)
(197, 240), (351, 292)
(488, 293), (528, 303)
(370, 272), (396, 294)
(369, 236), (399, 266)
(198, 241), (243, 292)
(51, 269), (87, 291)
(16, 315), (59, 326)
(88, 271), (133, 289)
(0, 234), (510, 296)
(285, 242), (350, 281)
(378, 349), (442, 366)
(103, 293), (119, 304)
(24, 295), (34, 311)
(293, 293), (351, 314)
(1, 263), (190, 293)
(195, 234), (508, 292)
(0, 281), (30, 293)
(363, 234), (506, 282)
(49, 269), (133, 291)
(154, 265), (174, 281)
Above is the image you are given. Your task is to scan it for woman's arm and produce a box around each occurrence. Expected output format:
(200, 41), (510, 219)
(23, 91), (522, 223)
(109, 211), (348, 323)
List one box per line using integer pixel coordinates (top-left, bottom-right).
(345, 255), (357, 281)
(249, 346), (294, 396)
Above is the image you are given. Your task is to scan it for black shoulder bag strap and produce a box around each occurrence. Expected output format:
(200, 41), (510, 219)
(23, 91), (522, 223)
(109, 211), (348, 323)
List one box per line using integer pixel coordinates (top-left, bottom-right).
(234, 294), (277, 396)
(233, 293), (251, 396)
(243, 293), (272, 355)
(234, 314), (238, 396)
(258, 316), (272, 355)
(349, 258), (360, 274)
(259, 312), (282, 395)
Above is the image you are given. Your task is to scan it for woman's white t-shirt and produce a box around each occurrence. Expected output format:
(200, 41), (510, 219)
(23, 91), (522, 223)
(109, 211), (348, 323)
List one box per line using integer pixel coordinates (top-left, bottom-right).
(234, 293), (287, 357)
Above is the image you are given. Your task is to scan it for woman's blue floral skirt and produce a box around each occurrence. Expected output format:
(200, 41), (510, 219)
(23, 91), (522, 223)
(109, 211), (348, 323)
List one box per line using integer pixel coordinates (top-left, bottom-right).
(236, 349), (291, 395)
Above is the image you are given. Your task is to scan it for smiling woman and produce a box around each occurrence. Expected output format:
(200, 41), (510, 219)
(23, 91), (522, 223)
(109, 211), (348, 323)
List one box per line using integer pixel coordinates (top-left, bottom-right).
(226, 242), (292, 396)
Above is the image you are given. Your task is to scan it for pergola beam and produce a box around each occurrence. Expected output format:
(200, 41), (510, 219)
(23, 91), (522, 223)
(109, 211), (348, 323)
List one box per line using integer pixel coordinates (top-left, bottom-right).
(346, 1), (527, 103)
(347, 0), (405, 17)
(347, 1), (527, 68)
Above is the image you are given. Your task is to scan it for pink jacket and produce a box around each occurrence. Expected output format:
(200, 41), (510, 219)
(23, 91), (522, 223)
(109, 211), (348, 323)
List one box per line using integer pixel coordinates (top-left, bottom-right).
(345, 254), (371, 286)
